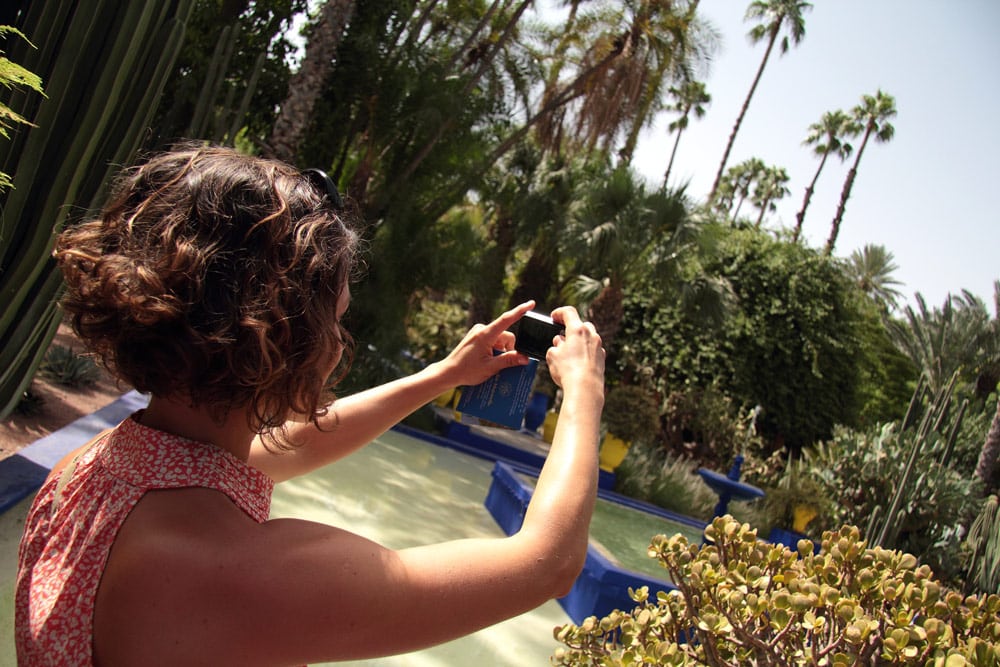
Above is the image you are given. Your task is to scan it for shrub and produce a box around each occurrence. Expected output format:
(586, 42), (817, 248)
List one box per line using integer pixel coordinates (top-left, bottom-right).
(659, 386), (751, 468)
(40, 345), (100, 388)
(618, 228), (869, 452)
(756, 458), (831, 535)
(404, 292), (468, 364)
(963, 495), (1000, 596)
(803, 423), (981, 586)
(603, 384), (660, 444)
(614, 441), (717, 520)
(552, 516), (1000, 666)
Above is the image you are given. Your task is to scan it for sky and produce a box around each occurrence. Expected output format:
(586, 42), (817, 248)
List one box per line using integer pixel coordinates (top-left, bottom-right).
(630, 0), (1000, 310)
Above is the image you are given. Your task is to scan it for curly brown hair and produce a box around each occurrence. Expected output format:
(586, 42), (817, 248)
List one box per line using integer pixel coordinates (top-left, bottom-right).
(55, 144), (361, 446)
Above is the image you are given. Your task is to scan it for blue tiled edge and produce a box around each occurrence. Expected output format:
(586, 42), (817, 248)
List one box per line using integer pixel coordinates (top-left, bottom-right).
(484, 460), (683, 624)
(0, 390), (149, 514)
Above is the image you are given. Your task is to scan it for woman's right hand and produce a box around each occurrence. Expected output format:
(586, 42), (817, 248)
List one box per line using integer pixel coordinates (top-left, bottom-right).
(545, 306), (606, 399)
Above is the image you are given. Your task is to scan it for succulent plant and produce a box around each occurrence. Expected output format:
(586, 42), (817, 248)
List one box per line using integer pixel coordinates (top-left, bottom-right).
(553, 515), (1000, 666)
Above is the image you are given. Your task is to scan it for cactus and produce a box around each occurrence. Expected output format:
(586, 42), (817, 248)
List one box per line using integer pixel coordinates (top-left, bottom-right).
(870, 371), (966, 548)
(0, 0), (194, 418)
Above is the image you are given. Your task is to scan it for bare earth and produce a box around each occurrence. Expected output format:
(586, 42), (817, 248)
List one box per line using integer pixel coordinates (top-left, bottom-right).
(0, 323), (128, 462)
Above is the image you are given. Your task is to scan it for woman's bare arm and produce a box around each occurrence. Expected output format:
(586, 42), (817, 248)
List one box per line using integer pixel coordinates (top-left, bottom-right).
(250, 302), (537, 482)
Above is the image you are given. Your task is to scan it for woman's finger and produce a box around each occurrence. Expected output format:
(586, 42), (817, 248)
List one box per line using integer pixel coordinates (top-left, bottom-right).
(473, 301), (536, 345)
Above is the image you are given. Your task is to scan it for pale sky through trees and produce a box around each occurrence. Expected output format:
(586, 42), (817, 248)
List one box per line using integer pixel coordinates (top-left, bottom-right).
(632, 0), (1000, 311)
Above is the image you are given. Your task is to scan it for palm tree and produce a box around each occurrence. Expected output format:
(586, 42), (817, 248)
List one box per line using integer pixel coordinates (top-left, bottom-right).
(750, 164), (790, 228)
(715, 157), (765, 222)
(793, 109), (854, 241)
(482, 150), (582, 320)
(967, 280), (1000, 399)
(887, 291), (991, 396)
(535, 0), (718, 164)
(615, 1), (719, 165)
(663, 79), (711, 185)
(709, 0), (811, 201)
(845, 244), (903, 311)
(396, 0), (535, 184)
(562, 166), (692, 347)
(265, 0), (356, 163)
(825, 89), (897, 255)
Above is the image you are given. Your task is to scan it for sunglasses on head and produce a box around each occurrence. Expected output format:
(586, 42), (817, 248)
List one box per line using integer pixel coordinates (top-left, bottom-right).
(302, 168), (344, 211)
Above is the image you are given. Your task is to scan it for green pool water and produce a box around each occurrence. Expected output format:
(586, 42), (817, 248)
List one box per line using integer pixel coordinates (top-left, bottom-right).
(588, 498), (705, 581)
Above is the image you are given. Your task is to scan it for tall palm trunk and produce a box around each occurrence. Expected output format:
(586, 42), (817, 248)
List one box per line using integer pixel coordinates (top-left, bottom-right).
(266, 0), (355, 163)
(709, 24), (779, 201)
(468, 212), (517, 326)
(731, 191), (748, 221)
(619, 59), (670, 165)
(976, 397), (1000, 496)
(825, 125), (872, 255)
(793, 150), (828, 241)
(588, 282), (625, 350)
(754, 197), (770, 228)
(509, 239), (559, 313)
(663, 115), (687, 185)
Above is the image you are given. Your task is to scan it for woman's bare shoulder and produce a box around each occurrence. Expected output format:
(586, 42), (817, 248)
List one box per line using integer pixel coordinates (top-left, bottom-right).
(95, 486), (562, 664)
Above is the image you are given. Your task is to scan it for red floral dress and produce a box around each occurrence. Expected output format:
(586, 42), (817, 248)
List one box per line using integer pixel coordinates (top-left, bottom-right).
(15, 414), (274, 665)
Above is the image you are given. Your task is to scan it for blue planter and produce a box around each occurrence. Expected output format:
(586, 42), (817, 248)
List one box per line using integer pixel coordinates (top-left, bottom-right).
(484, 461), (677, 623)
(523, 392), (549, 432)
(768, 527), (817, 554)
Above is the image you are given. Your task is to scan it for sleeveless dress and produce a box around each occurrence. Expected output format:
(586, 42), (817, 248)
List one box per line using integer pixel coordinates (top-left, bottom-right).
(15, 413), (275, 665)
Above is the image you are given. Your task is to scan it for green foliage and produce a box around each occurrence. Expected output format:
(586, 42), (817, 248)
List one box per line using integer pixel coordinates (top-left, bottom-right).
(404, 292), (469, 365)
(804, 422), (982, 585)
(305, 0), (528, 353)
(603, 384), (660, 444)
(852, 296), (919, 427)
(659, 386), (762, 468)
(148, 0), (307, 148)
(952, 390), (998, 477)
(0, 25), (44, 189)
(613, 441), (717, 520)
(756, 456), (831, 534)
(963, 495), (1000, 595)
(619, 226), (867, 451)
(552, 516), (1000, 666)
(40, 344), (100, 388)
(887, 288), (999, 398)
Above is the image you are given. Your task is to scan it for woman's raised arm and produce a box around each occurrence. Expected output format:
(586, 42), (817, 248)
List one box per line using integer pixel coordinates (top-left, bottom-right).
(250, 301), (538, 482)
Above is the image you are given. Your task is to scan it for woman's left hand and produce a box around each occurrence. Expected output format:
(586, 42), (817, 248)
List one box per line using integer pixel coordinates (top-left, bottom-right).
(436, 301), (535, 388)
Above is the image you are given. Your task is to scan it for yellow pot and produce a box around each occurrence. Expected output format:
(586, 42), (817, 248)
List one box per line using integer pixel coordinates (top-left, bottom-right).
(542, 409), (559, 443)
(599, 433), (631, 472)
(433, 387), (457, 408)
(792, 504), (818, 533)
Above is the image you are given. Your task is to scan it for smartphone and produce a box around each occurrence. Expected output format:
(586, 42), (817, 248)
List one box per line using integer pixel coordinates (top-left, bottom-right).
(512, 311), (564, 360)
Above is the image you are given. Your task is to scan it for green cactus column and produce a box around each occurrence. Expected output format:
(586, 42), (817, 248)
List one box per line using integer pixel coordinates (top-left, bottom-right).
(0, 0), (195, 418)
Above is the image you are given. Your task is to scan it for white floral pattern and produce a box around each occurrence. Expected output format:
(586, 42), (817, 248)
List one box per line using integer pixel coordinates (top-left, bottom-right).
(15, 414), (274, 665)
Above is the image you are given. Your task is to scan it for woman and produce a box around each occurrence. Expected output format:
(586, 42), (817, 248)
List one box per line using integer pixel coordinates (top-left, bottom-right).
(16, 144), (605, 665)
